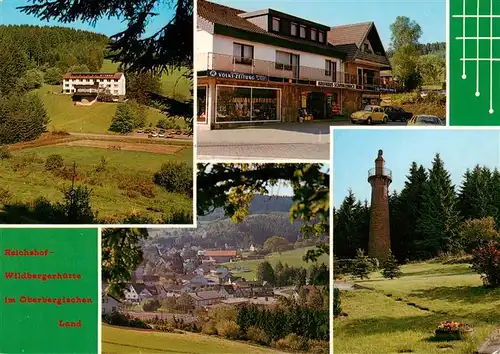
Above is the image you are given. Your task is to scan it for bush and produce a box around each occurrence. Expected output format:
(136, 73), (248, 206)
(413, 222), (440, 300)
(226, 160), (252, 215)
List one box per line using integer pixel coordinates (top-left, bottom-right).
(17, 69), (44, 91)
(45, 154), (64, 171)
(459, 217), (499, 253)
(216, 319), (240, 339)
(95, 156), (108, 172)
(471, 241), (500, 287)
(0, 187), (11, 204)
(118, 176), (157, 198)
(109, 101), (147, 133)
(381, 249), (402, 279)
(44, 67), (63, 85)
(333, 288), (341, 317)
(275, 333), (308, 352)
(201, 321), (217, 335)
(0, 92), (49, 145)
(0, 146), (11, 159)
(156, 118), (174, 130)
(153, 161), (192, 196)
(142, 299), (161, 312)
(352, 249), (372, 280)
(246, 326), (269, 345)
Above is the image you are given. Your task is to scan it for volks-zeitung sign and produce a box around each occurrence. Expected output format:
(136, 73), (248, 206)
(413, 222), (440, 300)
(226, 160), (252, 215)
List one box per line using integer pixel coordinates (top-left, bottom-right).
(316, 81), (356, 89)
(208, 70), (268, 82)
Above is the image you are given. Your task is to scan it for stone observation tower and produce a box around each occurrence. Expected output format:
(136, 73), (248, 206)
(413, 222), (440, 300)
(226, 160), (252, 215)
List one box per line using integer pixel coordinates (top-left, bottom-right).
(368, 149), (392, 261)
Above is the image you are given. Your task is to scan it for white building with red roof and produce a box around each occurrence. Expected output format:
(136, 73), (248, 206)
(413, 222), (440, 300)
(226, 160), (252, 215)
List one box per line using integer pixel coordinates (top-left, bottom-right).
(62, 72), (126, 98)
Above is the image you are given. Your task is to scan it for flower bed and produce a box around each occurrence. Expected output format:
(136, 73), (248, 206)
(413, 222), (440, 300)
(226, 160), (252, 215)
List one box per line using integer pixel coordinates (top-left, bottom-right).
(434, 321), (473, 340)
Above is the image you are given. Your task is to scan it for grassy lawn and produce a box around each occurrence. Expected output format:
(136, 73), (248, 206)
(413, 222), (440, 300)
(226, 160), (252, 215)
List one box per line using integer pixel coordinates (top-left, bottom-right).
(334, 262), (500, 354)
(100, 59), (120, 72)
(35, 84), (171, 134)
(102, 325), (285, 354)
(223, 247), (329, 281)
(0, 146), (193, 222)
(160, 68), (192, 101)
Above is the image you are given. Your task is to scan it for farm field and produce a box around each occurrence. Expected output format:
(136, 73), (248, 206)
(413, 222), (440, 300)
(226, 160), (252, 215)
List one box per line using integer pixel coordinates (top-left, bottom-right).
(334, 262), (500, 354)
(0, 145), (193, 223)
(102, 325), (286, 354)
(223, 247), (329, 280)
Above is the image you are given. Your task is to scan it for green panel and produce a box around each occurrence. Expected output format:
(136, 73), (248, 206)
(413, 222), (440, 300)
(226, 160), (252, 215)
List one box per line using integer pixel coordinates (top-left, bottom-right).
(450, 0), (500, 125)
(0, 228), (98, 354)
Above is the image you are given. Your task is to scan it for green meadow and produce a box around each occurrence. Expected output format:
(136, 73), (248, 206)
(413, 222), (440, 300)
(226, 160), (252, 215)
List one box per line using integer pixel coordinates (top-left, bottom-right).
(334, 262), (500, 354)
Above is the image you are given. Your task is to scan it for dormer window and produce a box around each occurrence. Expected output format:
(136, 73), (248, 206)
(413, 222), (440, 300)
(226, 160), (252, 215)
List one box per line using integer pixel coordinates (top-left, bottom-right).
(272, 17), (280, 32)
(311, 29), (317, 41)
(318, 31), (324, 42)
(291, 23), (298, 36)
(299, 25), (306, 38)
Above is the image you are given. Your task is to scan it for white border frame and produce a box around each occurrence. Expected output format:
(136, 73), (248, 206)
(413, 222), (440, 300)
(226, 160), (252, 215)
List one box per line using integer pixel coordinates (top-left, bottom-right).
(214, 84), (282, 124)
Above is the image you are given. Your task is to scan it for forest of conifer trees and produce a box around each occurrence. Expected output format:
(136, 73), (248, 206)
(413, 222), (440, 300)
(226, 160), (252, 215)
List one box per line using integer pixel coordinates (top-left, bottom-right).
(0, 25), (110, 144)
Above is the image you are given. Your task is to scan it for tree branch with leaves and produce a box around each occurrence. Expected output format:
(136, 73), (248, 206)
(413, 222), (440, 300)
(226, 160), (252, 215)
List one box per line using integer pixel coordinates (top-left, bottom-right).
(197, 163), (330, 262)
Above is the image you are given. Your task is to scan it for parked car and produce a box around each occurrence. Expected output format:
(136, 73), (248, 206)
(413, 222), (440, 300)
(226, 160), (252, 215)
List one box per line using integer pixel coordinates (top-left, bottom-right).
(136, 129), (144, 133)
(383, 106), (413, 122)
(151, 131), (158, 137)
(407, 115), (444, 126)
(351, 105), (388, 125)
(158, 131), (165, 137)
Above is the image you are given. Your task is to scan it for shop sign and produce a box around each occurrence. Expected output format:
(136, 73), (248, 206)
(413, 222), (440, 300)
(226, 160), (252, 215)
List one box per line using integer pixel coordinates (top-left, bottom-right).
(376, 87), (397, 93)
(208, 70), (268, 82)
(362, 93), (379, 99)
(316, 81), (356, 89)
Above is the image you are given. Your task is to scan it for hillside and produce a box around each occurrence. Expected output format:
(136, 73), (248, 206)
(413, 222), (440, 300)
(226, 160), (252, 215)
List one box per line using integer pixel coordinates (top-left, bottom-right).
(223, 247), (329, 280)
(102, 325), (285, 354)
(198, 194), (294, 222)
(146, 212), (303, 251)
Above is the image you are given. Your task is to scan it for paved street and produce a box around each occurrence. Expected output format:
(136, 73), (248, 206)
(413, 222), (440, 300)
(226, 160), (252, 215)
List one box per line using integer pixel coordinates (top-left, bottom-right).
(196, 121), (406, 161)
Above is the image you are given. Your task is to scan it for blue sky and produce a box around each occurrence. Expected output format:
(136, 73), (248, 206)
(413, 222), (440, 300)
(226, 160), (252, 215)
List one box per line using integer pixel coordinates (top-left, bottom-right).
(0, 0), (174, 37)
(210, 0), (445, 47)
(333, 129), (500, 207)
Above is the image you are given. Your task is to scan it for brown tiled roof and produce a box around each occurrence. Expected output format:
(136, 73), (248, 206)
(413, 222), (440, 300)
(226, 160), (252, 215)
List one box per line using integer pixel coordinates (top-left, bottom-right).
(328, 22), (391, 67)
(63, 72), (123, 80)
(204, 250), (237, 257)
(328, 22), (373, 47)
(189, 290), (224, 301)
(197, 0), (345, 59)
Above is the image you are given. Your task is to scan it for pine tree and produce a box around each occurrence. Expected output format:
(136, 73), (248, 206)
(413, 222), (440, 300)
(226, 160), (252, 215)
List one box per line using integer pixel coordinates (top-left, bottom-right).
(458, 166), (497, 220)
(417, 154), (461, 257)
(391, 162), (428, 261)
(333, 190), (370, 258)
(352, 249), (371, 280)
(381, 249), (402, 279)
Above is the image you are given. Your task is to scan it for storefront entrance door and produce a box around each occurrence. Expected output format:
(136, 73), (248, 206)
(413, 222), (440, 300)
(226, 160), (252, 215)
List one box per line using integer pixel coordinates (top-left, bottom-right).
(307, 92), (327, 119)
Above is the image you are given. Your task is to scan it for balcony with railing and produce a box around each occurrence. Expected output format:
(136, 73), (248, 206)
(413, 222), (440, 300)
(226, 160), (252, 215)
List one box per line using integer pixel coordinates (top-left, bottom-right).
(368, 167), (392, 181)
(196, 52), (402, 91)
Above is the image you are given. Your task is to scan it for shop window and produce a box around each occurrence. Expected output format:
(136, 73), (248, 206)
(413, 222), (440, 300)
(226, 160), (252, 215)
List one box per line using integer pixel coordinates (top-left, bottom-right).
(197, 86), (208, 123)
(215, 86), (280, 123)
(233, 43), (254, 65)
